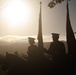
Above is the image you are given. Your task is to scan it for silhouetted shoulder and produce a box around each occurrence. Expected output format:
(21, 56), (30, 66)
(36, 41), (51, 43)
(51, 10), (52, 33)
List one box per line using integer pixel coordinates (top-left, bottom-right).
(28, 45), (38, 55)
(50, 41), (65, 47)
(58, 41), (64, 44)
(28, 45), (38, 50)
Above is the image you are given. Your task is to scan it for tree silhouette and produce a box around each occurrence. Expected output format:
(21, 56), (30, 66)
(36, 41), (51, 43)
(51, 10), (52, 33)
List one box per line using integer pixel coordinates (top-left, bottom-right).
(48, 0), (71, 8)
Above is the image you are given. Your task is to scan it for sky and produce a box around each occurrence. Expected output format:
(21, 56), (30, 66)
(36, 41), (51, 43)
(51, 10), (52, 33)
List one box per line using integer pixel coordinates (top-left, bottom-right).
(0, 0), (76, 42)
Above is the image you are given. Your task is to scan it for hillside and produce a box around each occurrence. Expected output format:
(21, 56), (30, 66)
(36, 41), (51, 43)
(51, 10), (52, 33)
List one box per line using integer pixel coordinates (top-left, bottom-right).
(0, 40), (68, 55)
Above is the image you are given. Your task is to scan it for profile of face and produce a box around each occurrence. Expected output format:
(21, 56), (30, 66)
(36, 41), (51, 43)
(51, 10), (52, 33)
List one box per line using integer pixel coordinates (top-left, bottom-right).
(52, 35), (59, 42)
(28, 39), (35, 45)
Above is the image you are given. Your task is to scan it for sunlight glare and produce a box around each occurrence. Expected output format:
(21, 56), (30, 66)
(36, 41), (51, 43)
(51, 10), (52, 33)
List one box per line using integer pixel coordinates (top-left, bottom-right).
(3, 0), (31, 27)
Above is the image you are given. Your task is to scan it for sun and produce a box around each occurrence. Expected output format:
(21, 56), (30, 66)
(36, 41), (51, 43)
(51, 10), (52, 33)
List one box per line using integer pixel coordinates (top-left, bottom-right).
(3, 0), (31, 27)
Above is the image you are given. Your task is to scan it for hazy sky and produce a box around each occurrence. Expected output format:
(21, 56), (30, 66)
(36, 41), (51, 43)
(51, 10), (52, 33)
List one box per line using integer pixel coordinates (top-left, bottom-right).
(0, 0), (76, 41)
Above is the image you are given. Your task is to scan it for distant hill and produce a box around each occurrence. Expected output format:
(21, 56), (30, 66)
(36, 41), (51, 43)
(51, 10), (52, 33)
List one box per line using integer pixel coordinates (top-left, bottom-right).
(0, 40), (68, 55)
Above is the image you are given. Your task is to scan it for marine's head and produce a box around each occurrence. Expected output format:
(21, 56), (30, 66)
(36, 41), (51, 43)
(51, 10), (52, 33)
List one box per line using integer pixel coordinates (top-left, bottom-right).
(28, 37), (35, 45)
(51, 33), (60, 42)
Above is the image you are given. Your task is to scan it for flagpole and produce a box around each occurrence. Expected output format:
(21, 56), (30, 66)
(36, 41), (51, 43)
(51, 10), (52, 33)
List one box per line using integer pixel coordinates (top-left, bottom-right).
(37, 1), (43, 49)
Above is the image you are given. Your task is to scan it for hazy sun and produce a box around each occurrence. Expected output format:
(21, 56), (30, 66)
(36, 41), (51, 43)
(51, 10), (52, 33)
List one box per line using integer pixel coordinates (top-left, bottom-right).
(3, 0), (31, 27)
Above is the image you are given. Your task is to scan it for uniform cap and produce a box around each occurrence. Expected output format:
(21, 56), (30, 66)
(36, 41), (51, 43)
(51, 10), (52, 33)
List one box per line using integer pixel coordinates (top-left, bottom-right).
(28, 37), (35, 43)
(51, 33), (60, 37)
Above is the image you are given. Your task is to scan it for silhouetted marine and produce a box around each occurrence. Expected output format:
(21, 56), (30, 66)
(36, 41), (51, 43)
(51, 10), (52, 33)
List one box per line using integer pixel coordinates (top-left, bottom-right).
(2, 52), (29, 75)
(27, 37), (52, 74)
(27, 37), (40, 63)
(48, 33), (67, 74)
(27, 37), (43, 74)
(48, 33), (66, 60)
